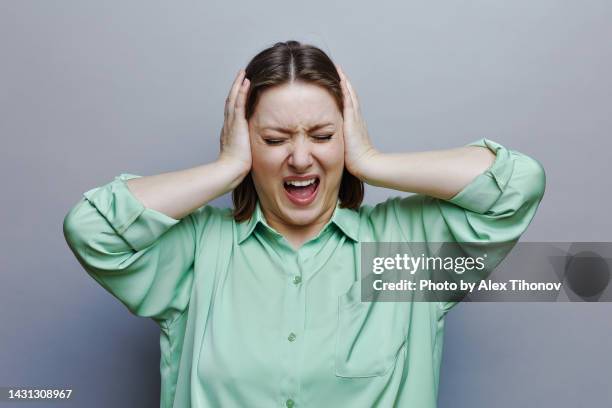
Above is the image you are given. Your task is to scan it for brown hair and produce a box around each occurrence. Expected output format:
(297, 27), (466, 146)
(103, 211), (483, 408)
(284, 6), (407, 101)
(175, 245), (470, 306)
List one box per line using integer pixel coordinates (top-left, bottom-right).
(232, 40), (364, 222)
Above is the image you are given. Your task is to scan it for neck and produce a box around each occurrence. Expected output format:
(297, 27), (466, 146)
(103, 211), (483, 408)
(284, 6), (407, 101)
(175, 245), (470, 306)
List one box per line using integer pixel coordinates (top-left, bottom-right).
(263, 204), (336, 250)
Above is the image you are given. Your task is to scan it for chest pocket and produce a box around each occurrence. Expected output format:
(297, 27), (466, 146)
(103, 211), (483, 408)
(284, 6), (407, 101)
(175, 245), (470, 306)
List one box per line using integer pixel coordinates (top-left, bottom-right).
(335, 280), (410, 378)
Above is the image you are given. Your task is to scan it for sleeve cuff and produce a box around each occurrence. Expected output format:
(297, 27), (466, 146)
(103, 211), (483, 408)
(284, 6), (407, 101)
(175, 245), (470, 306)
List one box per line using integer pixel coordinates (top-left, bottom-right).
(83, 173), (180, 251)
(447, 138), (515, 214)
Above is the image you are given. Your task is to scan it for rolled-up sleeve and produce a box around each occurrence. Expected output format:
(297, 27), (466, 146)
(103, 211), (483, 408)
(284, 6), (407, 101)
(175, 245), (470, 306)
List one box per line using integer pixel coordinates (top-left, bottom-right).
(447, 138), (545, 219)
(442, 138), (546, 244)
(63, 173), (200, 326)
(367, 138), (546, 314)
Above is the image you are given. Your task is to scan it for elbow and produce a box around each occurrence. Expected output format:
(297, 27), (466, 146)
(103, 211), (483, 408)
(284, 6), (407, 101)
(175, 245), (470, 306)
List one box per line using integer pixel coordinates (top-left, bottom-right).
(485, 153), (546, 219)
(520, 154), (546, 207)
(62, 199), (90, 255)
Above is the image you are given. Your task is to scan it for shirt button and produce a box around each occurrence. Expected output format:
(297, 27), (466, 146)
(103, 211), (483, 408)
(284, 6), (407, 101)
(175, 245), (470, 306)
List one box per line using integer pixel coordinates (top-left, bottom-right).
(286, 399), (295, 408)
(293, 276), (302, 285)
(287, 332), (297, 342)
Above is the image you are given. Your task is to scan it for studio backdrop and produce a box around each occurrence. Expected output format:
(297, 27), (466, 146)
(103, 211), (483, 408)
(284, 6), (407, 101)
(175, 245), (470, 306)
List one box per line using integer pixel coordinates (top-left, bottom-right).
(1, 1), (611, 407)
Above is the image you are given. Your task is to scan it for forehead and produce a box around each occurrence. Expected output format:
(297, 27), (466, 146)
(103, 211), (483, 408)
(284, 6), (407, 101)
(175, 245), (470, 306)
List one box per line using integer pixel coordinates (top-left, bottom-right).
(251, 82), (341, 129)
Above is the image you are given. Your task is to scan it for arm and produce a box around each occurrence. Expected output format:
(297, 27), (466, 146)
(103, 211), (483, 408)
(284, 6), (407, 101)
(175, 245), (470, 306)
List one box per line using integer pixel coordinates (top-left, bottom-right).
(63, 174), (203, 325)
(336, 66), (546, 315)
(126, 70), (252, 220)
(336, 64), (544, 215)
(364, 139), (546, 315)
(63, 69), (253, 326)
(125, 158), (248, 221)
(336, 65), (496, 198)
(350, 145), (495, 200)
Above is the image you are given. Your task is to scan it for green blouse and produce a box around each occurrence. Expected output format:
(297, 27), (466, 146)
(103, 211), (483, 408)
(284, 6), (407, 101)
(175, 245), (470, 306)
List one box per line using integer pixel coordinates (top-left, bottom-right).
(63, 138), (545, 408)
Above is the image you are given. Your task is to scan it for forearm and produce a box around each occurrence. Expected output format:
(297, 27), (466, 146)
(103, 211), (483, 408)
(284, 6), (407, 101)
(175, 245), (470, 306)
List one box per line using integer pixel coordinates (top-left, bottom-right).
(126, 158), (248, 220)
(355, 145), (496, 200)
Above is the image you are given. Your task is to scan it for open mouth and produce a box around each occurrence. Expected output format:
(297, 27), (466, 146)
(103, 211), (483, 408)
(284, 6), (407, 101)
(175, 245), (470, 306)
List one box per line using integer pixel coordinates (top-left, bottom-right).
(283, 177), (320, 205)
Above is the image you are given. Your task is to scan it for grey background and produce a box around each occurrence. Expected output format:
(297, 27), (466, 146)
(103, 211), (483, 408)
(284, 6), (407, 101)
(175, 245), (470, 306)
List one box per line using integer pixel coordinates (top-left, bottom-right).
(1, 1), (611, 407)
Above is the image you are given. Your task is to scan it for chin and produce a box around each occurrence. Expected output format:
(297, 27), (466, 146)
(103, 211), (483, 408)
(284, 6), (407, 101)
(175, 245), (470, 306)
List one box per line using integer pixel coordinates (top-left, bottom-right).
(282, 206), (322, 226)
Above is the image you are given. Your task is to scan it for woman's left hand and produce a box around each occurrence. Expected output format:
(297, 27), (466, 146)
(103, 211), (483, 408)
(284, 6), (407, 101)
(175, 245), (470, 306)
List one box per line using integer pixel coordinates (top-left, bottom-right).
(336, 65), (380, 180)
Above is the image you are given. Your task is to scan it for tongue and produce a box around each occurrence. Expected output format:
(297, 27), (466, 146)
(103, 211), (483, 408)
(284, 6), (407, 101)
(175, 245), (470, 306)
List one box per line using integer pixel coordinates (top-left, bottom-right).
(285, 182), (317, 198)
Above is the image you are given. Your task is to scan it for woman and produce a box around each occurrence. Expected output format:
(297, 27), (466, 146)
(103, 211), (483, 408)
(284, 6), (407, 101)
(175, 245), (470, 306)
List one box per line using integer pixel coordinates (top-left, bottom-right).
(63, 41), (545, 407)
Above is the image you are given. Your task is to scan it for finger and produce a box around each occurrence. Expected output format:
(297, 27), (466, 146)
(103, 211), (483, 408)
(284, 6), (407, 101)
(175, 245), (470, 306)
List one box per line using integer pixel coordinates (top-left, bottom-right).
(234, 77), (250, 114)
(337, 65), (358, 113)
(343, 71), (360, 112)
(225, 69), (245, 116)
(334, 63), (343, 80)
(337, 66), (353, 112)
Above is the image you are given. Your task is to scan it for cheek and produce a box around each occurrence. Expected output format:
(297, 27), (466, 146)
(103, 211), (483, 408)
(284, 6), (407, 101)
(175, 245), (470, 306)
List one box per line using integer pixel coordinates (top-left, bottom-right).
(251, 145), (286, 176)
(318, 142), (345, 170)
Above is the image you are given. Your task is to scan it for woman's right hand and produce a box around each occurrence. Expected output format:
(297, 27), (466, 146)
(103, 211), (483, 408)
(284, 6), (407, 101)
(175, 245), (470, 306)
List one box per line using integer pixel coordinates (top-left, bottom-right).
(218, 69), (252, 176)
(118, 69), (253, 220)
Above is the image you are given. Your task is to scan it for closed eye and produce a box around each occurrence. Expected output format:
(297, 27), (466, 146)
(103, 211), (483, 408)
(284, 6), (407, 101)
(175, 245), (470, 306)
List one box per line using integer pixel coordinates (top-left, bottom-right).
(263, 139), (285, 145)
(263, 135), (332, 145)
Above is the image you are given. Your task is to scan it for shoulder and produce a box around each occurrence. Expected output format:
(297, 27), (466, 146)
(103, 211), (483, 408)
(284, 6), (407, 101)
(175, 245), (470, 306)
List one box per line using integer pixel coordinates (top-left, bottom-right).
(357, 195), (427, 221)
(189, 205), (234, 233)
(194, 204), (232, 218)
(356, 195), (428, 242)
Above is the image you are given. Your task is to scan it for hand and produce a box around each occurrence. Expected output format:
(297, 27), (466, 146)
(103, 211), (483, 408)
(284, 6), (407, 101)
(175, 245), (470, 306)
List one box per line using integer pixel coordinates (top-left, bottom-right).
(336, 65), (379, 180)
(218, 69), (252, 175)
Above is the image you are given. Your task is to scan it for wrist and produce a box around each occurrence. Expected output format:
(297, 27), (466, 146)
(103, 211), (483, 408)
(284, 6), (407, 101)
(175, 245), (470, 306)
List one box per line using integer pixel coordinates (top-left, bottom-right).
(347, 147), (382, 182)
(214, 157), (251, 190)
(217, 154), (250, 173)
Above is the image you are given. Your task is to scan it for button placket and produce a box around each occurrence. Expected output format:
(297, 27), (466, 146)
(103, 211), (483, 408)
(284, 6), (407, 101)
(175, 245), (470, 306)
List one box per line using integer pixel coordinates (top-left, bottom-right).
(279, 251), (305, 406)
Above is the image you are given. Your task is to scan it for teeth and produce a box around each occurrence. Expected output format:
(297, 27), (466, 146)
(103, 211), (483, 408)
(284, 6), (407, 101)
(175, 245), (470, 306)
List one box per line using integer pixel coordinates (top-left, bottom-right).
(285, 178), (317, 187)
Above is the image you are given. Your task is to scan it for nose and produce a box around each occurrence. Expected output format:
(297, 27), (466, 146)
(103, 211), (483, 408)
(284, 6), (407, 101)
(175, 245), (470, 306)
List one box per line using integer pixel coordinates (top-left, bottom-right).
(287, 135), (314, 171)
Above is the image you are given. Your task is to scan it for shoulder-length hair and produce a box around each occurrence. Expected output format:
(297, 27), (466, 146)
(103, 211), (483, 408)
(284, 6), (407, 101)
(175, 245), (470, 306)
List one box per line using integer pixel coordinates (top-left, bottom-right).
(232, 40), (364, 222)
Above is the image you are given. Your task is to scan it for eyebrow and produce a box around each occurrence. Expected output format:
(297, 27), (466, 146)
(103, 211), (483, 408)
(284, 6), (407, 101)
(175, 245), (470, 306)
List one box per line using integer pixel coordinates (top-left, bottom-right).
(261, 122), (336, 133)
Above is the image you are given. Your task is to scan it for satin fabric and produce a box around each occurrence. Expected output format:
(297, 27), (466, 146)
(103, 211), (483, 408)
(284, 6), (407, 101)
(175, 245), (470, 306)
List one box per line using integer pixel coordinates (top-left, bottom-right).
(63, 138), (545, 407)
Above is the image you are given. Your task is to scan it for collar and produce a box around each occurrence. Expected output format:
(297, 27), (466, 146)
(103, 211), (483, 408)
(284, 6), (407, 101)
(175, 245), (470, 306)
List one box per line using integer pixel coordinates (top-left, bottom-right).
(236, 199), (360, 244)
